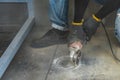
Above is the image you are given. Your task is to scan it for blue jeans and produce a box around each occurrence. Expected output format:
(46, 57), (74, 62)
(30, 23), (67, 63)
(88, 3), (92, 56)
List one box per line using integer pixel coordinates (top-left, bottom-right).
(49, 0), (69, 31)
(49, 0), (120, 42)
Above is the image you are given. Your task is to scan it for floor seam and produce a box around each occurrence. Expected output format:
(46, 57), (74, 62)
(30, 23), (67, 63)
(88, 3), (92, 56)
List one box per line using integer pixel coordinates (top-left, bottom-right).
(44, 45), (59, 80)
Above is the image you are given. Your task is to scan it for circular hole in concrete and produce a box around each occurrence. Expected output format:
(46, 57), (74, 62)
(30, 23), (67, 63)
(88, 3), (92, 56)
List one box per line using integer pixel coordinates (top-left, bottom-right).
(53, 56), (81, 70)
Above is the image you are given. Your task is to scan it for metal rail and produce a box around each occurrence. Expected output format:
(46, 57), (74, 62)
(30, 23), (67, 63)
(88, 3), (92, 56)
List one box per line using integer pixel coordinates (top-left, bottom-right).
(0, 0), (35, 78)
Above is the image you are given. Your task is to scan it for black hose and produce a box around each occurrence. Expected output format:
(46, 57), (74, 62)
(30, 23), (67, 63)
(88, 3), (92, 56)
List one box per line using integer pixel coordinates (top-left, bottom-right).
(101, 21), (120, 62)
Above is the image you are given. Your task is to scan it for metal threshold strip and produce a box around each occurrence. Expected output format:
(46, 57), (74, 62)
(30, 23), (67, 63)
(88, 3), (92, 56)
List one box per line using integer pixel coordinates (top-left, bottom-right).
(0, 17), (35, 78)
(0, 0), (34, 78)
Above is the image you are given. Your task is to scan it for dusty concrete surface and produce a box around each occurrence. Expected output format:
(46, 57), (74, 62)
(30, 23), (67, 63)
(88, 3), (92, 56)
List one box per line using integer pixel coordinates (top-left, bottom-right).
(2, 26), (120, 80)
(47, 28), (120, 80)
(1, 0), (120, 80)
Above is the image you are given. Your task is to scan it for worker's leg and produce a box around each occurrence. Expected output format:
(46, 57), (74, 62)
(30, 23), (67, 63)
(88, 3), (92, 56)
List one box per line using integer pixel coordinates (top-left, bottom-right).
(115, 9), (120, 42)
(31, 0), (69, 48)
(95, 0), (120, 20)
(49, 0), (69, 31)
(94, 0), (120, 42)
(83, 0), (120, 40)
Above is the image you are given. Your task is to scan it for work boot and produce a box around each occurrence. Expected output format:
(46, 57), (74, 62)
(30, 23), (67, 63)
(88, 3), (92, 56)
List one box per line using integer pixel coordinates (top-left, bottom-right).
(31, 28), (69, 48)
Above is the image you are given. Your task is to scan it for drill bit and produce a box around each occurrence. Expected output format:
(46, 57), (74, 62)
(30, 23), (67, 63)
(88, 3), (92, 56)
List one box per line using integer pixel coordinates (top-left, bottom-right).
(69, 40), (87, 66)
(69, 47), (81, 66)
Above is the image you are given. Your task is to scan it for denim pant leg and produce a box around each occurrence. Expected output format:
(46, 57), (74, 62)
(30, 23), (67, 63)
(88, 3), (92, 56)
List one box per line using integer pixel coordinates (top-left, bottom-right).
(49, 0), (69, 31)
(115, 9), (120, 42)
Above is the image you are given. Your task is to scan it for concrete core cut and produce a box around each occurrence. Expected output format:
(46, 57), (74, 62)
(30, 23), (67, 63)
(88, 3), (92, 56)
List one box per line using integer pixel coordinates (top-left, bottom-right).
(52, 56), (81, 71)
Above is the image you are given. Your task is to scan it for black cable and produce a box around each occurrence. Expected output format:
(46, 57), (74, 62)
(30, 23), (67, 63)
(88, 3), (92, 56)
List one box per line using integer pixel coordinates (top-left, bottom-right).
(101, 21), (120, 62)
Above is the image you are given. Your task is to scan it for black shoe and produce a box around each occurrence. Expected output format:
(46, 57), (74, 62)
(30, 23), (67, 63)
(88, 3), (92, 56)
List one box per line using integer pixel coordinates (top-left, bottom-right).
(31, 28), (69, 48)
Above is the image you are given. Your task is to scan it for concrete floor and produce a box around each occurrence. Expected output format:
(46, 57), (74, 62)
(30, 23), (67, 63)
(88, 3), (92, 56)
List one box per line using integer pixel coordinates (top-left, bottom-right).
(1, 0), (120, 80)
(1, 23), (120, 80)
